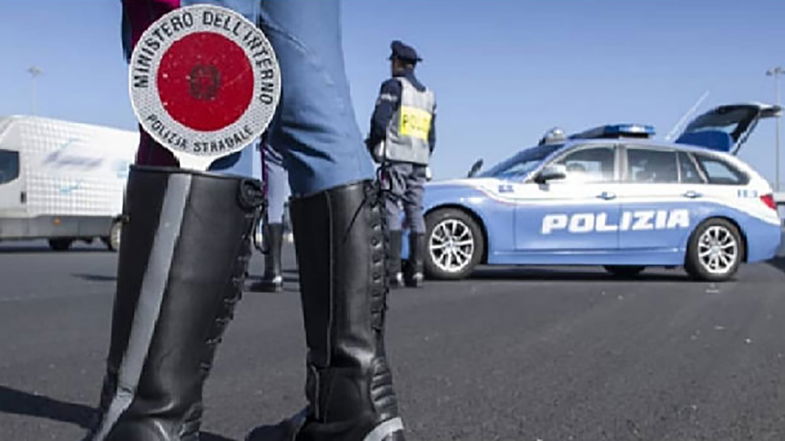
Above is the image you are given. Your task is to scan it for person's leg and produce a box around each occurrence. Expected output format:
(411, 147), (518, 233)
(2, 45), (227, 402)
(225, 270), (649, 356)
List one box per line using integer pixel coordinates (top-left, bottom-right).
(83, 3), (265, 440)
(253, 219), (284, 292)
(250, 143), (289, 292)
(402, 165), (427, 287)
(249, 1), (404, 440)
(261, 144), (290, 224)
(83, 167), (263, 441)
(384, 163), (408, 288)
(161, 1), (403, 439)
(387, 229), (405, 289)
(121, 0), (181, 168)
(284, 181), (403, 441)
(256, 0), (375, 195)
(135, 127), (179, 167)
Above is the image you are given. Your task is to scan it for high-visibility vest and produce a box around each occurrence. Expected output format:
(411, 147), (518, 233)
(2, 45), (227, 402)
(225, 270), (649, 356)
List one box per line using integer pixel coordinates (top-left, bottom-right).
(382, 77), (435, 165)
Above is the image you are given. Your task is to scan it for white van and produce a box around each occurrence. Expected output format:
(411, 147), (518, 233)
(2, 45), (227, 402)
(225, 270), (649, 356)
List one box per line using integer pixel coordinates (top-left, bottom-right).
(0, 115), (137, 251)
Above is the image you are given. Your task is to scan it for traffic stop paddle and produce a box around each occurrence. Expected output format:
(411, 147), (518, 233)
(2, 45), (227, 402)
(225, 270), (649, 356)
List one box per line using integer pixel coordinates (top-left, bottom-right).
(128, 4), (280, 170)
(80, 9), (280, 441)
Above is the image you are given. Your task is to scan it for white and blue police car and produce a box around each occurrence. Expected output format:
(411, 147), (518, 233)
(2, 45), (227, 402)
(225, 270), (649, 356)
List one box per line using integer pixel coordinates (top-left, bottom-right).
(421, 103), (782, 282)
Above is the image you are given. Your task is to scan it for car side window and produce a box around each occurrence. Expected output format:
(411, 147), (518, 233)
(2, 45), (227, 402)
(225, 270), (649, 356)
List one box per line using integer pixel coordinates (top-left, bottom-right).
(626, 148), (678, 183)
(555, 146), (615, 183)
(694, 154), (748, 185)
(677, 152), (704, 184)
(0, 149), (20, 185)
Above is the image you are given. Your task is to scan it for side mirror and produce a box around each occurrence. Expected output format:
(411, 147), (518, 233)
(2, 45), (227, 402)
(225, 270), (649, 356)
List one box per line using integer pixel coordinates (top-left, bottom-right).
(534, 164), (567, 184)
(467, 159), (484, 178)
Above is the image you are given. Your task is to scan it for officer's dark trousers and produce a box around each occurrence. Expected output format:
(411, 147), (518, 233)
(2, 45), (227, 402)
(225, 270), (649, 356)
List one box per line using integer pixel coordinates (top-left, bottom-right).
(383, 162), (427, 234)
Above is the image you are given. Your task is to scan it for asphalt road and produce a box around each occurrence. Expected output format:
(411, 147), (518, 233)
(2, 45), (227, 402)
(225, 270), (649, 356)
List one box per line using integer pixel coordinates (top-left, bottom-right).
(1, 239), (785, 441)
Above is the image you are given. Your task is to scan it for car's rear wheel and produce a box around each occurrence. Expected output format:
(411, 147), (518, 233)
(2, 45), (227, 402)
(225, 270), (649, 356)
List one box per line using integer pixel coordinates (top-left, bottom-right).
(685, 218), (743, 282)
(604, 265), (645, 278)
(424, 208), (484, 280)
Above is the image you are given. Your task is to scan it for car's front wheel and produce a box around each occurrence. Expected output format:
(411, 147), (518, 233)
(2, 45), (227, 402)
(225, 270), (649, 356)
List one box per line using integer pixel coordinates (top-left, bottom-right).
(685, 218), (743, 282)
(424, 208), (484, 280)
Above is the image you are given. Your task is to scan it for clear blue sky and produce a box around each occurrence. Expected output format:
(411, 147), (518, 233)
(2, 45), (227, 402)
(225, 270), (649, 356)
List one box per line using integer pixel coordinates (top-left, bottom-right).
(1, 1), (784, 185)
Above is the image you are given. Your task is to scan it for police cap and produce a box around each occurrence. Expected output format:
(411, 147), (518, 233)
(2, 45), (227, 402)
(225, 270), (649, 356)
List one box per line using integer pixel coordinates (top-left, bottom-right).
(389, 40), (422, 63)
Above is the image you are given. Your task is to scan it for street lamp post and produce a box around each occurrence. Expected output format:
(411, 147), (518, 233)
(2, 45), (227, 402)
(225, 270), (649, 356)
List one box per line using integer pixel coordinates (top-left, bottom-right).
(26, 66), (43, 115)
(767, 66), (784, 192)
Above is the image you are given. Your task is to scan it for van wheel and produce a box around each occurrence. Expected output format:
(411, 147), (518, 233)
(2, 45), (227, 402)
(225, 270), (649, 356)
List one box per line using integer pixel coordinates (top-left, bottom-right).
(103, 220), (122, 251)
(685, 218), (743, 282)
(424, 208), (484, 280)
(49, 238), (73, 251)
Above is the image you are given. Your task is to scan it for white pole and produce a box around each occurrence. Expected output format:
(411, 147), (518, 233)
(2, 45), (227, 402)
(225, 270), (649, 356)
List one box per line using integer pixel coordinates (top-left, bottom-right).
(32, 77), (37, 115)
(774, 73), (782, 193)
(767, 67), (783, 192)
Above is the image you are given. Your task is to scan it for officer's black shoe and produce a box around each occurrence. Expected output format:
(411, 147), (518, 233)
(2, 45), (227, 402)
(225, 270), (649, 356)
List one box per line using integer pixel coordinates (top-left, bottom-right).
(404, 233), (425, 288)
(250, 180), (405, 441)
(250, 222), (285, 292)
(387, 229), (405, 289)
(405, 273), (423, 288)
(82, 166), (263, 441)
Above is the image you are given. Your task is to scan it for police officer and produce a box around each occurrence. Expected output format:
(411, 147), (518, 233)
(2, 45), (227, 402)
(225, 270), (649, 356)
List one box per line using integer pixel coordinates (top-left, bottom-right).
(249, 141), (291, 293)
(367, 40), (436, 288)
(81, 1), (406, 441)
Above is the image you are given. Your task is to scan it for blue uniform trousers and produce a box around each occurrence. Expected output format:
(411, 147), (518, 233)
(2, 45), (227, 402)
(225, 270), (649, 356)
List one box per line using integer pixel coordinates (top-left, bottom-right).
(181, 0), (374, 196)
(384, 162), (427, 234)
(261, 142), (290, 223)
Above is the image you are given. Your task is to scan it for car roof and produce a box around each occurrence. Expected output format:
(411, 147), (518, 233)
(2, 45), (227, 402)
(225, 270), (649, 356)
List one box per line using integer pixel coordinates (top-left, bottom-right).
(559, 138), (734, 157)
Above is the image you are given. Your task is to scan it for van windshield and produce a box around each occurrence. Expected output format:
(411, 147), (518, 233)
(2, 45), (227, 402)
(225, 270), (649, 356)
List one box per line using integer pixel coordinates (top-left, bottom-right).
(0, 149), (20, 185)
(481, 144), (562, 179)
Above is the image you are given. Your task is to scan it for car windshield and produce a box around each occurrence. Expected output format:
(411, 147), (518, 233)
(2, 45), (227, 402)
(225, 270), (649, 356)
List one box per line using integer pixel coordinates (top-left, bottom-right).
(481, 144), (562, 179)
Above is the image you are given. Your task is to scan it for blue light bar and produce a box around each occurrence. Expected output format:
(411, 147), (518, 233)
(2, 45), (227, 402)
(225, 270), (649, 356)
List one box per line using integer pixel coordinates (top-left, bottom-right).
(570, 124), (656, 140)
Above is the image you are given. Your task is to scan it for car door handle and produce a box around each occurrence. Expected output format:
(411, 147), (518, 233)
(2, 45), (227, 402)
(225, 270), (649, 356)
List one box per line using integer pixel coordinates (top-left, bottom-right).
(683, 190), (702, 199)
(597, 191), (616, 200)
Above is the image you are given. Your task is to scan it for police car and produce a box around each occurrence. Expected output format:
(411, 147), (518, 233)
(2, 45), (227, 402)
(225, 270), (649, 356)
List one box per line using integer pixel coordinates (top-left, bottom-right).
(421, 103), (782, 282)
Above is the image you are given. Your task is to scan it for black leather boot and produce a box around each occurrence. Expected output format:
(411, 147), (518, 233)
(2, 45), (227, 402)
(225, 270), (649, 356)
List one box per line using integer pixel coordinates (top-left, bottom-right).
(83, 166), (263, 441)
(248, 181), (405, 441)
(250, 222), (284, 292)
(404, 233), (425, 288)
(387, 230), (404, 289)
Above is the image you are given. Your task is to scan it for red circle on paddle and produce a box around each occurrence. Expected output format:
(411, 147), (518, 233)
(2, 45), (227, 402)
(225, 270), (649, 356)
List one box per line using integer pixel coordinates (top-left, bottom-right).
(157, 32), (253, 132)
